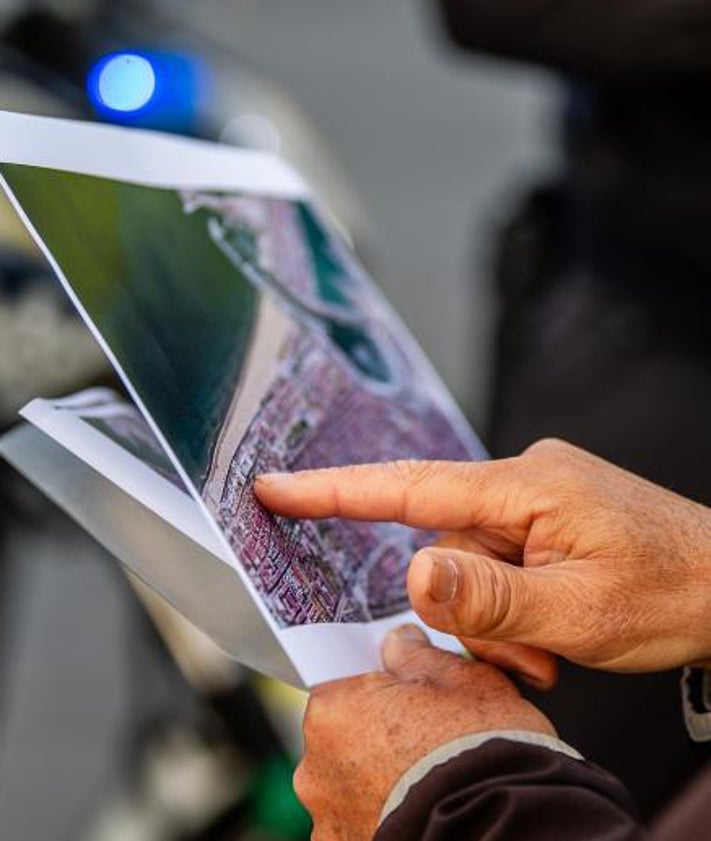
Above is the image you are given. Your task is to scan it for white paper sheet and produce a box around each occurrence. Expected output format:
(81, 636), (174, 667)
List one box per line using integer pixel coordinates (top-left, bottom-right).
(0, 111), (482, 685)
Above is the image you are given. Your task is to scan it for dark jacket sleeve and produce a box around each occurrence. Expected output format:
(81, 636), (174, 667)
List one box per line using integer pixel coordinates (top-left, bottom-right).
(375, 739), (645, 841)
(435, 0), (711, 81)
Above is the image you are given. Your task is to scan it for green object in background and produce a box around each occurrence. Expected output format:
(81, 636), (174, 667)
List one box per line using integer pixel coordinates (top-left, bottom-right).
(250, 755), (312, 840)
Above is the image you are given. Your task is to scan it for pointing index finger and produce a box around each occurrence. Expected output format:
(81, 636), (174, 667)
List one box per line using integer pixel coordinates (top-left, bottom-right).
(254, 458), (526, 531)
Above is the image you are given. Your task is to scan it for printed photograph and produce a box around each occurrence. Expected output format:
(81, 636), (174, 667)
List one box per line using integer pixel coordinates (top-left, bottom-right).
(1, 163), (478, 627)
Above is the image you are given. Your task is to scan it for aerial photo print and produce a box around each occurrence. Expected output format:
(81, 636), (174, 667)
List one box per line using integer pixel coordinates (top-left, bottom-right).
(0, 161), (481, 627)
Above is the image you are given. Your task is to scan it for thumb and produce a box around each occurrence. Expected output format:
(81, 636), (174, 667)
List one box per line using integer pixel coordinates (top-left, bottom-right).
(408, 547), (574, 653)
(381, 624), (460, 682)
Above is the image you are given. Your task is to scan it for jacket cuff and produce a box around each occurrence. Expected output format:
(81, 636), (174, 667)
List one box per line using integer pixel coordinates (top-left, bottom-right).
(375, 737), (642, 841)
(379, 730), (582, 823)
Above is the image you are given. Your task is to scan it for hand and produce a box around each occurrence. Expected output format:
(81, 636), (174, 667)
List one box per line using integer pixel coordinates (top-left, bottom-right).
(295, 624), (554, 841)
(255, 440), (711, 675)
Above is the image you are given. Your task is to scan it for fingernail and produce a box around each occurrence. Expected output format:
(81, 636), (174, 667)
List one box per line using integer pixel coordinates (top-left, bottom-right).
(428, 555), (459, 603)
(255, 472), (293, 486)
(392, 623), (428, 644)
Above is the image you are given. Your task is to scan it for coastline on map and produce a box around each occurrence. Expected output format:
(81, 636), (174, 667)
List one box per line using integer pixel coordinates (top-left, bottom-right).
(200, 294), (294, 510)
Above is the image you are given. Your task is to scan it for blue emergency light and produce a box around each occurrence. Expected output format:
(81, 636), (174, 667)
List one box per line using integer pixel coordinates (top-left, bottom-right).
(87, 49), (208, 134)
(92, 53), (156, 113)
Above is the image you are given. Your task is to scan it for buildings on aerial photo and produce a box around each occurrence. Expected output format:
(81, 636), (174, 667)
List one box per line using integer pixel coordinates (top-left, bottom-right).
(192, 192), (475, 627)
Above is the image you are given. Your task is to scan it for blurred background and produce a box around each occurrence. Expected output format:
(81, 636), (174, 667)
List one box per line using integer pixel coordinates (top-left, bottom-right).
(3, 0), (710, 838)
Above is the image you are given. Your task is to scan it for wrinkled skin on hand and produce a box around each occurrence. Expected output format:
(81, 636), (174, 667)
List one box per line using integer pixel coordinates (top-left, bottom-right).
(297, 625), (554, 841)
(256, 439), (711, 685)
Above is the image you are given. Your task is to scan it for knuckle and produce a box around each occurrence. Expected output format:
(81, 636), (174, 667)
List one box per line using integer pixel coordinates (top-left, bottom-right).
(302, 695), (327, 742)
(520, 439), (592, 505)
(390, 459), (437, 487)
(524, 437), (573, 460)
(302, 676), (369, 745)
(388, 459), (440, 521)
(292, 763), (311, 804)
(458, 561), (516, 637)
(292, 762), (322, 812)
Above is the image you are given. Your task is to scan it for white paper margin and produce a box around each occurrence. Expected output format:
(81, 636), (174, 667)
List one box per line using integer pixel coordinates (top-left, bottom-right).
(0, 110), (309, 197)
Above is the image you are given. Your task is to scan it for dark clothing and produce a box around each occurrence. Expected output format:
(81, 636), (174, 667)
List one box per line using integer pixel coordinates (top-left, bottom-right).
(437, 0), (711, 80)
(435, 0), (711, 817)
(376, 740), (643, 840)
(376, 739), (711, 841)
(437, 0), (711, 290)
(650, 762), (711, 841)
